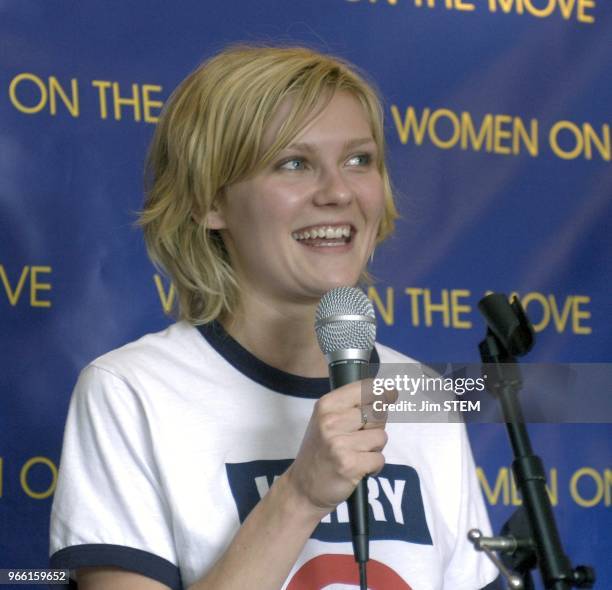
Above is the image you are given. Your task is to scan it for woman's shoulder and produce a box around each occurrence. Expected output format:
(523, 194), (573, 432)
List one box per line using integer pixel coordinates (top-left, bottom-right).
(68, 321), (224, 415)
(83, 321), (207, 385)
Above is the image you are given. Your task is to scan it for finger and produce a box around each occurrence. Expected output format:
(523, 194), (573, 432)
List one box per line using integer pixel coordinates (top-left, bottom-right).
(322, 404), (388, 434)
(358, 451), (386, 478)
(359, 403), (388, 430)
(362, 378), (398, 405)
(317, 405), (380, 436)
(351, 428), (389, 452)
(317, 380), (366, 413)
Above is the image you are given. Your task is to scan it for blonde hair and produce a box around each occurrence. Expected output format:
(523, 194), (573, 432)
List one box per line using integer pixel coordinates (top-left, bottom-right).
(140, 44), (398, 324)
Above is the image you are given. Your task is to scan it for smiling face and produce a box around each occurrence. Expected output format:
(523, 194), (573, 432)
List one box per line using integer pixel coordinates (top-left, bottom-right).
(207, 90), (385, 310)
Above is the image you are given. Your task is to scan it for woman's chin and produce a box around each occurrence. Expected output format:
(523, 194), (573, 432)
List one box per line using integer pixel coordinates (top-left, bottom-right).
(308, 273), (363, 297)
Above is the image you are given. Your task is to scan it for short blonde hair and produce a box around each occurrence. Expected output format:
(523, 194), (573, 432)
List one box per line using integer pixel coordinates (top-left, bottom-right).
(140, 44), (398, 324)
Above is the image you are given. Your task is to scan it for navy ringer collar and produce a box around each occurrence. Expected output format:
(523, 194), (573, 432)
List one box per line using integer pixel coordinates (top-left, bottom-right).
(197, 321), (380, 399)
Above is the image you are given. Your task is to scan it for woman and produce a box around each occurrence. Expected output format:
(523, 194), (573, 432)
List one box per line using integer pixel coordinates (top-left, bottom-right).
(50, 44), (499, 590)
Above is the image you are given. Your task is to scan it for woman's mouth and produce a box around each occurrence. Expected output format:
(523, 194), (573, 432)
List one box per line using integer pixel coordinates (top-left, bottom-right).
(292, 224), (353, 247)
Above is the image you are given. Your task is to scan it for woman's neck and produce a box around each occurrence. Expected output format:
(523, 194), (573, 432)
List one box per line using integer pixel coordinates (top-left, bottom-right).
(219, 296), (329, 379)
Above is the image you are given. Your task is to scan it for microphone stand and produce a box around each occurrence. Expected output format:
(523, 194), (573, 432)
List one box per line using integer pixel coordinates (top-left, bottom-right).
(469, 294), (595, 590)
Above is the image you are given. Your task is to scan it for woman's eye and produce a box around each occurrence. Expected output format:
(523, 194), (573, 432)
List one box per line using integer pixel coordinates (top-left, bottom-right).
(279, 158), (305, 171)
(346, 153), (372, 167)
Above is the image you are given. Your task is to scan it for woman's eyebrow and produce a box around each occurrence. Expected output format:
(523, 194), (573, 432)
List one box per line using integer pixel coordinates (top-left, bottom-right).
(283, 137), (376, 153)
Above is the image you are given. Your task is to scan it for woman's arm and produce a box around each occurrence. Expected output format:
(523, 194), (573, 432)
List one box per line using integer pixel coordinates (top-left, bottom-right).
(77, 567), (172, 590)
(78, 381), (389, 590)
(186, 469), (327, 590)
(77, 473), (324, 590)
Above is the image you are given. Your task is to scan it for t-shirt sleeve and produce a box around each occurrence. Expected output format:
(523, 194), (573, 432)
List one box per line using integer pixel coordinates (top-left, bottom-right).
(49, 365), (182, 590)
(443, 425), (500, 590)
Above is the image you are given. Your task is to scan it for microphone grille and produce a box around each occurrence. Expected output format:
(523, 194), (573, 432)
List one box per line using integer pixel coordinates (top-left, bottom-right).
(315, 287), (376, 355)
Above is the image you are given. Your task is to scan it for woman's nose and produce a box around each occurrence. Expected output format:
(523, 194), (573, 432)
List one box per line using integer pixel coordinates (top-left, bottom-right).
(313, 167), (354, 207)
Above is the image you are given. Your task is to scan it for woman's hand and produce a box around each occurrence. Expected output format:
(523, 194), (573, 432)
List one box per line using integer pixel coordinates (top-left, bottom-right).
(285, 380), (396, 515)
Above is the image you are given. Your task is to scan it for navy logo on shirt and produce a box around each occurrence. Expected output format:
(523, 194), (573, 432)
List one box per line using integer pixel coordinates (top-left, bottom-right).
(225, 460), (432, 545)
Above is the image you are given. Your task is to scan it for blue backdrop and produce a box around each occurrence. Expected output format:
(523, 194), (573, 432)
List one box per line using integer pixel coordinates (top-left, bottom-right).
(1, 1), (610, 588)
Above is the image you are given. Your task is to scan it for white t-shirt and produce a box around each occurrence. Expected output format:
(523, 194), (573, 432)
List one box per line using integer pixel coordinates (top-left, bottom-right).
(50, 321), (499, 589)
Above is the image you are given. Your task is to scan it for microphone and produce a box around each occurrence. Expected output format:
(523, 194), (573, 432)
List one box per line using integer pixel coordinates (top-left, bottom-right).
(315, 286), (376, 590)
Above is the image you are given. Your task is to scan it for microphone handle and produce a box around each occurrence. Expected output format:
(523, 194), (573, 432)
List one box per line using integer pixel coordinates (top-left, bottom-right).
(329, 358), (370, 565)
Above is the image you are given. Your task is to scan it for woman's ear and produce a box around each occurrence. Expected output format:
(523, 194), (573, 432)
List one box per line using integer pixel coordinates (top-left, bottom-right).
(205, 195), (227, 230)
(206, 207), (226, 230)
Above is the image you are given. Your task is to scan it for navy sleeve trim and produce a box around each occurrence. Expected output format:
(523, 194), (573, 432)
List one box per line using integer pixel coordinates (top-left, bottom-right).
(49, 544), (182, 590)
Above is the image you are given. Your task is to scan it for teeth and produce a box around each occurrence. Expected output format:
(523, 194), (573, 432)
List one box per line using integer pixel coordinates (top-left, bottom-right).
(292, 225), (352, 241)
